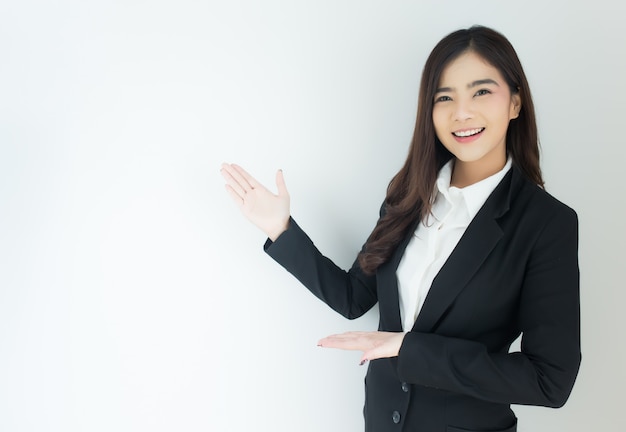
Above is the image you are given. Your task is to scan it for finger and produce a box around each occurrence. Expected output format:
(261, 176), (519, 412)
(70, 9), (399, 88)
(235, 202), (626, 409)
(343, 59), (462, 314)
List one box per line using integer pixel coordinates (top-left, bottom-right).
(317, 332), (369, 351)
(231, 164), (261, 190)
(362, 346), (384, 363)
(220, 165), (247, 198)
(317, 333), (348, 347)
(319, 331), (366, 342)
(222, 163), (253, 193)
(357, 346), (382, 366)
(224, 184), (244, 207)
(275, 169), (289, 197)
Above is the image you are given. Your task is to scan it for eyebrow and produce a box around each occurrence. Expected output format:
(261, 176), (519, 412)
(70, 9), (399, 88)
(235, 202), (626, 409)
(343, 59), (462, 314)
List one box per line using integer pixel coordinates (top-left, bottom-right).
(435, 78), (500, 94)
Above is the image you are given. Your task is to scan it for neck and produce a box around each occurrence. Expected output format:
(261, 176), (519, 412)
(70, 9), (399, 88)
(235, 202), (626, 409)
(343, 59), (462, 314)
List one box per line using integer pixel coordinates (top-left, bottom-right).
(450, 156), (507, 188)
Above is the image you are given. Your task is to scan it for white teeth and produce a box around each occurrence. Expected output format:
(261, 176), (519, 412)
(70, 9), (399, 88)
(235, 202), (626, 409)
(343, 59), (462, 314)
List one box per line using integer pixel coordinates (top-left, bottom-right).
(453, 128), (484, 137)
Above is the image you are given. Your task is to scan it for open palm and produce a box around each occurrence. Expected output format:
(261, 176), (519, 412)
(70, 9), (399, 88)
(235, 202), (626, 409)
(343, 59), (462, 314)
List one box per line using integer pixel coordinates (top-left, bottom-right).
(220, 163), (290, 241)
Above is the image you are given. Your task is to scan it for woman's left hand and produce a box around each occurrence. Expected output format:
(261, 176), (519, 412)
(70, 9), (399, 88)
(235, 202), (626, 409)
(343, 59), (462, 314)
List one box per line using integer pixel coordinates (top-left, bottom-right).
(318, 331), (407, 365)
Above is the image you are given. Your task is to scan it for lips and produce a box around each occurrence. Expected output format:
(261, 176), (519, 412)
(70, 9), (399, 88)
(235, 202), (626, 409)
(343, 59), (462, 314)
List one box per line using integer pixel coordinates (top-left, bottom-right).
(453, 127), (485, 137)
(451, 127), (485, 143)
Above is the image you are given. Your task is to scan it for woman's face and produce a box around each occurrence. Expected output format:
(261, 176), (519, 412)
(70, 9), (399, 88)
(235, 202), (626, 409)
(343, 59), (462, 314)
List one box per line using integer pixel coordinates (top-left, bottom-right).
(432, 51), (521, 177)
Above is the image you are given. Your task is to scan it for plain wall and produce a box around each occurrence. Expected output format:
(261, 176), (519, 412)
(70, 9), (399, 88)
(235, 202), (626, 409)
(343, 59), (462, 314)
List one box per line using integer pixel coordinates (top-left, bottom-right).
(1, 1), (624, 431)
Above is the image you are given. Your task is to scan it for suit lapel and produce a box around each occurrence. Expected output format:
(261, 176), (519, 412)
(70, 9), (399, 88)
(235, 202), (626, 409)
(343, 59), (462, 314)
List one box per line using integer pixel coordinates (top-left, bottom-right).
(377, 217), (419, 331)
(411, 168), (519, 333)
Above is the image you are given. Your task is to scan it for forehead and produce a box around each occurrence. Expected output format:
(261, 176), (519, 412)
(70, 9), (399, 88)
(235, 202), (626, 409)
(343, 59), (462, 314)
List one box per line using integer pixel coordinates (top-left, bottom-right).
(438, 51), (504, 86)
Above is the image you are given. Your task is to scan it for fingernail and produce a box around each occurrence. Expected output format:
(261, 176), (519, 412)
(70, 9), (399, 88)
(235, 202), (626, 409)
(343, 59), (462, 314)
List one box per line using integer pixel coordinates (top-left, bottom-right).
(359, 359), (368, 366)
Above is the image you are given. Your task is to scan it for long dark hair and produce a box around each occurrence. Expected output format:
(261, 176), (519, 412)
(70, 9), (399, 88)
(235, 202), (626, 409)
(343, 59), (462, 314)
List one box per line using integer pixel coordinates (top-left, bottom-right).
(358, 25), (543, 275)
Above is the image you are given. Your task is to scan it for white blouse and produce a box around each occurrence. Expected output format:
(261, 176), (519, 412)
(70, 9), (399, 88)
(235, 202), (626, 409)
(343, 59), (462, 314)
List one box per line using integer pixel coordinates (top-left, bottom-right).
(396, 158), (512, 331)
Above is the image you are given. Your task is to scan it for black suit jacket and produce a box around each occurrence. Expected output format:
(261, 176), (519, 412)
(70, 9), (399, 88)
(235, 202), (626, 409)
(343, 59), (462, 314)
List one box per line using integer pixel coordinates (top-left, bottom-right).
(264, 166), (580, 432)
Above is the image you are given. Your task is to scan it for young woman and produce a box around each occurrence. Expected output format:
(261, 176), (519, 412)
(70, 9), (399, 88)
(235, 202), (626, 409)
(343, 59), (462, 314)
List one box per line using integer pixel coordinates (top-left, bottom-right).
(220, 25), (580, 432)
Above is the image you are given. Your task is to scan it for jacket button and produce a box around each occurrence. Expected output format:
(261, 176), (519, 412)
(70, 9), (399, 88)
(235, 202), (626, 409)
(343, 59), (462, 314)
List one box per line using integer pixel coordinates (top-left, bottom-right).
(392, 410), (401, 424)
(401, 382), (409, 392)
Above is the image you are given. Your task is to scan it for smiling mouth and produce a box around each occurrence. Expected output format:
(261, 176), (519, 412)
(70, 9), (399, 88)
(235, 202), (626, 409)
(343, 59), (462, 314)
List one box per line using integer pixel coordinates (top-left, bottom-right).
(453, 128), (485, 137)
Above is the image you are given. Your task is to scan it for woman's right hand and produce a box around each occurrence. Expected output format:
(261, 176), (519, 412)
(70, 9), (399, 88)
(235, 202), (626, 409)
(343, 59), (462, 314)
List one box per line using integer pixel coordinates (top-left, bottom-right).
(220, 163), (291, 241)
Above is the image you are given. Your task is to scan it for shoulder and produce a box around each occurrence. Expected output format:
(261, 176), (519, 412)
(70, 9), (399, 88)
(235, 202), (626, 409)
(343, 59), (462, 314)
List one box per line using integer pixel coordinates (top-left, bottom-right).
(522, 181), (577, 221)
(510, 176), (579, 243)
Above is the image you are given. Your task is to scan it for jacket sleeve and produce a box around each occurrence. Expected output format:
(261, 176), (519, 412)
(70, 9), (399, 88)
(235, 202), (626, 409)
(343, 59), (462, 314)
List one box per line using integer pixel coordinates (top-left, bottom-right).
(396, 205), (581, 408)
(264, 217), (378, 319)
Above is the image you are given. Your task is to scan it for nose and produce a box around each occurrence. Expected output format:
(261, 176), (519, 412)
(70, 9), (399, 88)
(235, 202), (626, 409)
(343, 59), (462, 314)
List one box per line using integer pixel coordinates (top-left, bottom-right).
(453, 98), (474, 121)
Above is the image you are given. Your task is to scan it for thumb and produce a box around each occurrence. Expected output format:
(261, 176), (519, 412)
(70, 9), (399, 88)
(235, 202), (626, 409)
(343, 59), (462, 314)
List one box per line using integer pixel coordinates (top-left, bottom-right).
(275, 169), (289, 197)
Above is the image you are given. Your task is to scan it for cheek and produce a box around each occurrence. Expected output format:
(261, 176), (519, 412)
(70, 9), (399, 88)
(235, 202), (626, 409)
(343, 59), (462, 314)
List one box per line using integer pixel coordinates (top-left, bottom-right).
(483, 93), (513, 119)
(431, 112), (450, 144)
(431, 108), (447, 131)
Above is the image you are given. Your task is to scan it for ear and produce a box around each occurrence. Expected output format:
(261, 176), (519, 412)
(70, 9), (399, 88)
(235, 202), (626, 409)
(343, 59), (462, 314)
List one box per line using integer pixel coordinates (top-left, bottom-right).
(509, 92), (522, 120)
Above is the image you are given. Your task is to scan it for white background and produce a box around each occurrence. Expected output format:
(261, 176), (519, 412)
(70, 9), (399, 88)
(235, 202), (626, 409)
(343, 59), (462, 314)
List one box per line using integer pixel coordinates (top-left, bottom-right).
(1, 1), (624, 431)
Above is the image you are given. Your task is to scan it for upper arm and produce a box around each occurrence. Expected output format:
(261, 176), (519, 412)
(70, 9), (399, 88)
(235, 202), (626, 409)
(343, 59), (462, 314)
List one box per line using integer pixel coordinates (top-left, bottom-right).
(518, 204), (580, 405)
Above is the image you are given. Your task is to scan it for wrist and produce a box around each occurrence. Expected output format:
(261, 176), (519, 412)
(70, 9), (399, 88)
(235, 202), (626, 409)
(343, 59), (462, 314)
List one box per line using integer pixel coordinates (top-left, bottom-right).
(267, 218), (290, 242)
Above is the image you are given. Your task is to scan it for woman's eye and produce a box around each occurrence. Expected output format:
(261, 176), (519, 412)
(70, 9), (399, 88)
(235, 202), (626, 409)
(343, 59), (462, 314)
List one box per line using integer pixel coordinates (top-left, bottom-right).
(435, 95), (451, 103)
(475, 89), (491, 96)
